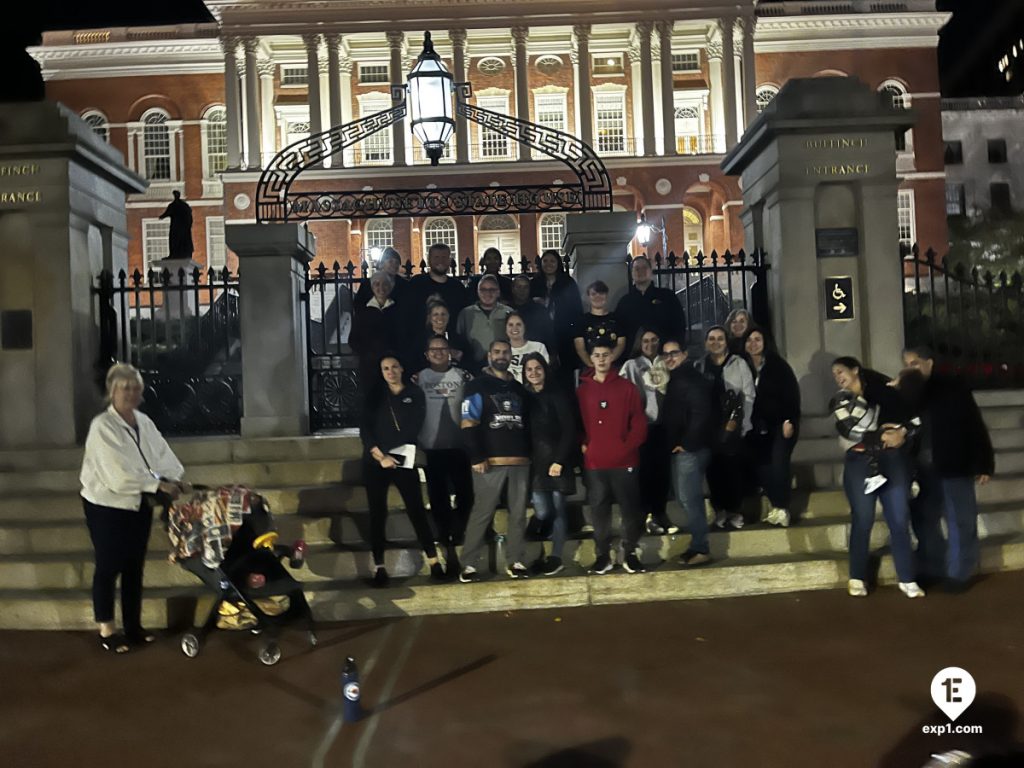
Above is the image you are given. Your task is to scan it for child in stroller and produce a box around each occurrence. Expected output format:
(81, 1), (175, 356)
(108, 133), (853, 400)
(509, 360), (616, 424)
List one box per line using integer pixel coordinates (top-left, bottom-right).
(167, 485), (317, 665)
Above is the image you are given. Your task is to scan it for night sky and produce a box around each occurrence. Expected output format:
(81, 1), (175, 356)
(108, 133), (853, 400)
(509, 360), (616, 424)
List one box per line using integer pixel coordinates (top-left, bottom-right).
(4, 1), (1023, 97)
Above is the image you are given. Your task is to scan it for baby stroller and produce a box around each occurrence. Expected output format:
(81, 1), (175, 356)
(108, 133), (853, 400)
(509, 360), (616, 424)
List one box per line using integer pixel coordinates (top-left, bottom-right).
(167, 486), (317, 666)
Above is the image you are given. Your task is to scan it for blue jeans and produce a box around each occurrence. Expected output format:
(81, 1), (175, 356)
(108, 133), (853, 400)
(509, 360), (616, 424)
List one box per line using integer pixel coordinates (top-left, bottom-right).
(911, 468), (979, 583)
(671, 448), (711, 554)
(531, 490), (568, 560)
(843, 450), (916, 583)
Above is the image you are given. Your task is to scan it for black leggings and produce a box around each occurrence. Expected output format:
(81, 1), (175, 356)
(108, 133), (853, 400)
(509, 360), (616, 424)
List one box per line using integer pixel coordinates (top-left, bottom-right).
(363, 458), (438, 566)
(638, 423), (670, 523)
(423, 448), (474, 546)
(83, 499), (152, 633)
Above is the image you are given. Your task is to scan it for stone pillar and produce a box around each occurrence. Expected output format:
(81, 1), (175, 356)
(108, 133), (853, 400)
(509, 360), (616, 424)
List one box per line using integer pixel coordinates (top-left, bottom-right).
(652, 34), (664, 155)
(741, 15), (758, 129)
(339, 58), (354, 165)
(243, 38), (262, 168)
(721, 76), (915, 414)
(707, 40), (725, 153)
(637, 21), (656, 157)
(511, 26), (532, 162)
(222, 37), (243, 169)
(657, 20), (676, 157)
(628, 44), (644, 156)
(303, 34), (323, 140)
(573, 25), (593, 147)
(565, 212), (638, 308)
(719, 18), (738, 148)
(226, 223), (316, 437)
(325, 35), (344, 167)
(0, 103), (146, 447)
(318, 58), (331, 141)
(451, 29), (470, 164)
(258, 59), (276, 163)
(387, 30), (407, 167)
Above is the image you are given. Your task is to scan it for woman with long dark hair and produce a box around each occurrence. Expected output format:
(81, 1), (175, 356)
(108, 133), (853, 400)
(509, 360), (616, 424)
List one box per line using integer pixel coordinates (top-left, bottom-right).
(830, 356), (924, 599)
(530, 249), (582, 387)
(360, 353), (446, 586)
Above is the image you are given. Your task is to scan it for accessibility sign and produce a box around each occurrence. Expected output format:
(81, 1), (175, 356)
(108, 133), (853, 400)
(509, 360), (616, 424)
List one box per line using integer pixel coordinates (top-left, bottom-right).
(824, 277), (854, 321)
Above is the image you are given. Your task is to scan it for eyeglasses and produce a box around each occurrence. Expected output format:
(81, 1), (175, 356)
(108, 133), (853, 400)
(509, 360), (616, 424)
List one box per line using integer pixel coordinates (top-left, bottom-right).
(427, 347), (450, 353)
(664, 350), (684, 357)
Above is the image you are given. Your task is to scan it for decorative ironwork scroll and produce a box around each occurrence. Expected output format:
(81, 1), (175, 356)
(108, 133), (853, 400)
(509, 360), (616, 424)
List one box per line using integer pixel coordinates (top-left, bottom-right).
(255, 87), (612, 223)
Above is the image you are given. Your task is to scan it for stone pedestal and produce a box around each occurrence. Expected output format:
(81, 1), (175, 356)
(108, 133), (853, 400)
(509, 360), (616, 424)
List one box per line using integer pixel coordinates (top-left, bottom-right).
(563, 211), (638, 308)
(153, 257), (201, 322)
(721, 77), (913, 414)
(226, 223), (315, 437)
(0, 102), (145, 448)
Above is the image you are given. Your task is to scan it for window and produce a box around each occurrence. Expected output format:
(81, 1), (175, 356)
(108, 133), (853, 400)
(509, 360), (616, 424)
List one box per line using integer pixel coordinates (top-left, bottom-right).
(477, 57), (506, 75)
(539, 213), (566, 252)
(82, 110), (109, 142)
(988, 139), (1007, 164)
(359, 64), (389, 84)
(897, 189), (916, 251)
(755, 85), (778, 114)
(364, 219), (394, 258)
(477, 94), (510, 159)
(285, 120), (310, 148)
(672, 52), (700, 73)
(536, 56), (563, 76)
(142, 219), (170, 274)
(593, 54), (624, 76)
(142, 110), (171, 180)
(594, 91), (626, 154)
(534, 92), (567, 133)
(359, 95), (392, 163)
(203, 106), (227, 178)
(945, 184), (966, 216)
(206, 217), (226, 271)
(280, 65), (308, 86)
(423, 217), (458, 262)
(879, 81), (910, 152)
(674, 105), (700, 119)
(990, 183), (1012, 215)
(944, 140), (963, 165)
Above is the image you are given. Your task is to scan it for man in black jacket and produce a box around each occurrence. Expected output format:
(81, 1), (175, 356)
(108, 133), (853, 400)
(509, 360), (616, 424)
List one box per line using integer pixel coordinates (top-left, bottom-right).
(616, 256), (686, 349)
(902, 346), (994, 592)
(662, 339), (715, 565)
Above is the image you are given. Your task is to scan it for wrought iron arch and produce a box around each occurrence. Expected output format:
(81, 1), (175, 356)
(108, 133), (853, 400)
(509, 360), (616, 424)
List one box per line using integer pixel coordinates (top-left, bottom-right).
(256, 81), (612, 223)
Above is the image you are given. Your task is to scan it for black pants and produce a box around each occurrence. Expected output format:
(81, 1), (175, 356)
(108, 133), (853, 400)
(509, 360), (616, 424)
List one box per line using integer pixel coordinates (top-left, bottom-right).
(707, 440), (746, 516)
(585, 467), (644, 557)
(747, 428), (797, 510)
(83, 499), (152, 633)
(638, 423), (671, 523)
(363, 458), (438, 566)
(423, 448), (474, 547)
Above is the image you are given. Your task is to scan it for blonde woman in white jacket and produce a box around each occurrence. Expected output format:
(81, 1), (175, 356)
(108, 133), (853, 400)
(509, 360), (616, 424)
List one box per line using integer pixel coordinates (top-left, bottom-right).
(80, 364), (187, 653)
(695, 325), (756, 529)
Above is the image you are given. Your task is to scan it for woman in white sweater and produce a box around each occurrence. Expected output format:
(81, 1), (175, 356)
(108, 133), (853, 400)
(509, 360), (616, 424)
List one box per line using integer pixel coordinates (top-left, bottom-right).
(80, 364), (187, 653)
(506, 312), (549, 384)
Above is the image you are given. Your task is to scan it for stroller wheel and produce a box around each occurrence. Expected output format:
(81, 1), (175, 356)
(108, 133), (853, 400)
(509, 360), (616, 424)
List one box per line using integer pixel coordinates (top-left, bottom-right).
(181, 633), (200, 659)
(258, 641), (282, 666)
(308, 631), (318, 648)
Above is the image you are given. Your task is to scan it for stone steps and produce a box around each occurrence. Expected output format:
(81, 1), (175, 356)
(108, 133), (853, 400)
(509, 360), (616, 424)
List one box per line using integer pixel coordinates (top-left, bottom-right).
(3, 533), (1021, 630)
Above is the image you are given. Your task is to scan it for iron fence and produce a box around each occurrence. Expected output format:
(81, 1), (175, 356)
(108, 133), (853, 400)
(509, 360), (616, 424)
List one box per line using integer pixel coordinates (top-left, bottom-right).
(94, 266), (242, 435)
(902, 245), (1024, 388)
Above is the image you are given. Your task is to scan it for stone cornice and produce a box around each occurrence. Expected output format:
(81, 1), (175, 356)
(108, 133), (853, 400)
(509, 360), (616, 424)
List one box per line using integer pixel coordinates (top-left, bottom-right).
(29, 40), (224, 80)
(754, 12), (952, 52)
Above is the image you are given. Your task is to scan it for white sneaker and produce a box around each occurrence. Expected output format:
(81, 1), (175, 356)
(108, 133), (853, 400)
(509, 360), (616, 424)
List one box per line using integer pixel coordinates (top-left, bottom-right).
(764, 507), (779, 525)
(898, 581), (926, 599)
(772, 508), (791, 528)
(713, 511), (728, 529)
(727, 513), (745, 529)
(910, 481), (921, 499)
(864, 474), (888, 495)
(848, 579), (868, 597)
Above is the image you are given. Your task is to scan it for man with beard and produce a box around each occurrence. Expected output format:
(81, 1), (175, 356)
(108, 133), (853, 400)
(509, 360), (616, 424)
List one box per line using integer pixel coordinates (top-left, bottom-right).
(408, 242), (469, 324)
(458, 340), (532, 582)
(616, 256), (686, 348)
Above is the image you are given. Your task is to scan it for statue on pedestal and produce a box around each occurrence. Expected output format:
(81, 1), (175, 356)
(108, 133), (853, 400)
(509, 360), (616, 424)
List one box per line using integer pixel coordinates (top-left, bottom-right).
(158, 190), (194, 260)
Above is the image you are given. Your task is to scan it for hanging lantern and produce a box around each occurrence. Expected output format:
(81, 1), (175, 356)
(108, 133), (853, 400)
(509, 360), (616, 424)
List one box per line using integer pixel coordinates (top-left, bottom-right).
(636, 213), (652, 247)
(407, 32), (455, 166)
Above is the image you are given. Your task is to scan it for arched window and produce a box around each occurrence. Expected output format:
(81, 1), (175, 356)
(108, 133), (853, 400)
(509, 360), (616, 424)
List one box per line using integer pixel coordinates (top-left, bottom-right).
(203, 105), (227, 178)
(755, 85), (779, 114)
(539, 213), (566, 253)
(879, 80), (912, 152)
(364, 219), (394, 261)
(423, 217), (458, 262)
(477, 214), (520, 264)
(142, 109), (171, 180)
(82, 110), (109, 142)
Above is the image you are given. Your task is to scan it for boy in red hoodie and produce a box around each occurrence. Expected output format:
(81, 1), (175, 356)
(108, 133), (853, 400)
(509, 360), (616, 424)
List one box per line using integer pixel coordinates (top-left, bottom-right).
(577, 338), (648, 574)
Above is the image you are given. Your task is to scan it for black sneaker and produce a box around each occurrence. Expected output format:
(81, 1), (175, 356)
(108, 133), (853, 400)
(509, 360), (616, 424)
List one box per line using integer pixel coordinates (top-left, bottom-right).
(645, 517), (666, 535)
(506, 562), (530, 579)
(429, 562), (447, 582)
(623, 551), (645, 574)
(372, 566), (390, 588)
(539, 556), (564, 576)
(589, 554), (613, 575)
(459, 566), (481, 584)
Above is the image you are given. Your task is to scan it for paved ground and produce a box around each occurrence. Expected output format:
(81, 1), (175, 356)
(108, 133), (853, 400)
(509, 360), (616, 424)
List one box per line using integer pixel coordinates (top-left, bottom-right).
(3, 573), (1024, 768)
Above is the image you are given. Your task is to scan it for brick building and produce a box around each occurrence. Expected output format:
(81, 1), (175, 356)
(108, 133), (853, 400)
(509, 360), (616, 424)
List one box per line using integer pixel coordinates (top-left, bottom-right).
(30, 0), (951, 276)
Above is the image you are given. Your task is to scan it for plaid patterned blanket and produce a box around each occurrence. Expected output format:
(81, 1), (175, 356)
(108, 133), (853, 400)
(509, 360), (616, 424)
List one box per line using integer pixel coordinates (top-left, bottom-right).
(167, 486), (258, 567)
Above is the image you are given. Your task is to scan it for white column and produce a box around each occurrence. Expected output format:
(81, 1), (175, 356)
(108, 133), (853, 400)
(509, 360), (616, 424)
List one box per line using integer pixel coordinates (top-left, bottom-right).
(719, 17), (738, 148)
(741, 15), (758, 129)
(325, 34), (343, 168)
(172, 122), (184, 181)
(238, 56), (249, 166)
(258, 59), (276, 163)
(221, 37), (242, 169)
(512, 26), (532, 162)
(707, 40), (725, 153)
(318, 59), (331, 135)
(733, 28), (744, 136)
(243, 38), (261, 168)
(636, 21), (656, 156)
(303, 33), (323, 146)
(657, 21), (676, 157)
(573, 25), (593, 147)
(451, 28), (469, 164)
(387, 30), (407, 166)
(339, 58), (354, 166)
(652, 34), (664, 154)
(628, 44), (644, 156)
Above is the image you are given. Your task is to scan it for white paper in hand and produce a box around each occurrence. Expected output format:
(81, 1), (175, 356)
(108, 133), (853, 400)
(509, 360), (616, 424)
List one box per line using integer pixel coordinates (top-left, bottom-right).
(387, 444), (417, 469)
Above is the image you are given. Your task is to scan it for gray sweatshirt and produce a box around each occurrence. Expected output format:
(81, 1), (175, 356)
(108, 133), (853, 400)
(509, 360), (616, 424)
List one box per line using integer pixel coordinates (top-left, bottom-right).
(417, 366), (474, 449)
